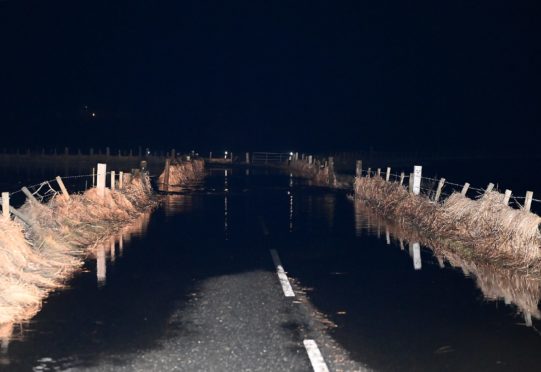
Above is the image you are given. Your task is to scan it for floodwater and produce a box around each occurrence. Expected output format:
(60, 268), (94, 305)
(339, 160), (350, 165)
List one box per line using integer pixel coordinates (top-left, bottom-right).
(1, 165), (541, 371)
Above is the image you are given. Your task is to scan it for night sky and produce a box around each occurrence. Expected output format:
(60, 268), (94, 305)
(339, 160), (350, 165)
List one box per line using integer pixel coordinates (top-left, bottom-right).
(0, 0), (540, 154)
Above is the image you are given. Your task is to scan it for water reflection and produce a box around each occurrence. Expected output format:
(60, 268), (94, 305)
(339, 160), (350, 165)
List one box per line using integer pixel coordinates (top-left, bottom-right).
(164, 194), (193, 216)
(289, 173), (294, 233)
(354, 200), (541, 326)
(224, 170), (229, 240)
(92, 212), (151, 287)
(0, 323), (12, 365)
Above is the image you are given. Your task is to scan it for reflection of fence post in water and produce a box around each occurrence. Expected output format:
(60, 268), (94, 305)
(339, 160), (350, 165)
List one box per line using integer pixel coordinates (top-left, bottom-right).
(353, 200), (363, 237)
(412, 242), (422, 270)
(525, 312), (533, 327)
(97, 244), (106, 286)
(110, 237), (116, 262)
(119, 234), (124, 257)
(163, 158), (171, 191)
(0, 323), (11, 356)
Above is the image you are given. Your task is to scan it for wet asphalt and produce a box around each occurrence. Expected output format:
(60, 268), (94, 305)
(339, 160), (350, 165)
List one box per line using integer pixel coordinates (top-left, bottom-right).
(11, 169), (362, 372)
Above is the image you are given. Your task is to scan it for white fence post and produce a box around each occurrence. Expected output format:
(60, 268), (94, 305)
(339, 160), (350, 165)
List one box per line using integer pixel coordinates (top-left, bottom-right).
(97, 163), (107, 197)
(434, 178), (446, 202)
(111, 171), (116, 191)
(412, 165), (422, 195)
(55, 176), (70, 200)
(525, 191), (534, 212)
(461, 182), (470, 196)
(2, 192), (9, 220)
(119, 171), (124, 190)
(356, 160), (362, 177)
(503, 189), (512, 205)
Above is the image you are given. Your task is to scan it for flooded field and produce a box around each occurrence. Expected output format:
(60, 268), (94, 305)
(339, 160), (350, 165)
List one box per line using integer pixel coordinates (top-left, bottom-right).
(1, 164), (541, 371)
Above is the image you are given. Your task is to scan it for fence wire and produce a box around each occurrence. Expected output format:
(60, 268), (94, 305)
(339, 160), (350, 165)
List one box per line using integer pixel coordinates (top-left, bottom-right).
(355, 166), (540, 211)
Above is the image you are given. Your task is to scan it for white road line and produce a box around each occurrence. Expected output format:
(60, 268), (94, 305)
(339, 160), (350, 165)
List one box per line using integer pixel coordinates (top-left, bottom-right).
(303, 339), (330, 372)
(269, 249), (295, 297)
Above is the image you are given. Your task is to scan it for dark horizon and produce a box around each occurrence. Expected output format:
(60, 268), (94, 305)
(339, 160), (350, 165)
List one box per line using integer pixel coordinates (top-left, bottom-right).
(1, 0), (540, 155)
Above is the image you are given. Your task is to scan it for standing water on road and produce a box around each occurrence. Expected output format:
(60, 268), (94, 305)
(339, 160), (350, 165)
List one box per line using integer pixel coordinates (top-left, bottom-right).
(1, 166), (541, 371)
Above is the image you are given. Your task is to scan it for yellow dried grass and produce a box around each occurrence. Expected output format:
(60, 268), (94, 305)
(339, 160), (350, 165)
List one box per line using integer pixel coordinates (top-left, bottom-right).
(158, 159), (205, 189)
(289, 160), (332, 186)
(0, 173), (156, 327)
(354, 201), (541, 320)
(354, 176), (541, 269)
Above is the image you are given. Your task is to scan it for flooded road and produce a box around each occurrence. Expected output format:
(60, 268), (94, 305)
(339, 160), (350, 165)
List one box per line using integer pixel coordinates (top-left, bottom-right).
(1, 167), (541, 371)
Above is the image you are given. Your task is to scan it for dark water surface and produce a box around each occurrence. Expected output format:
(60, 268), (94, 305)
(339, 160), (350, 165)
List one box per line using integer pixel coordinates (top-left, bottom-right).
(1, 166), (541, 371)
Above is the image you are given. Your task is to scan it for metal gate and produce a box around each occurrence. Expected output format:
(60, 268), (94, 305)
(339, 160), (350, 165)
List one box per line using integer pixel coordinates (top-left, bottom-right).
(251, 152), (291, 165)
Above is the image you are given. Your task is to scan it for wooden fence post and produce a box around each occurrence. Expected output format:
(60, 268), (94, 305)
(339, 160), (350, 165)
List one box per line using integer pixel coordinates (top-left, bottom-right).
(308, 155), (313, 165)
(55, 176), (70, 200)
(434, 178), (446, 202)
(524, 191), (534, 212)
(92, 167), (96, 188)
(408, 173), (414, 193)
(2, 192), (9, 220)
(367, 167), (371, 177)
(21, 187), (39, 204)
(399, 172), (405, 186)
(412, 166), (422, 195)
(209, 151), (213, 159)
(485, 183), (495, 194)
(163, 158), (171, 189)
(461, 182), (470, 196)
(119, 171), (124, 190)
(171, 149), (176, 159)
(502, 189), (512, 205)
(355, 160), (362, 177)
(328, 156), (336, 185)
(97, 163), (107, 197)
(111, 171), (116, 191)
(245, 152), (250, 164)
(376, 168), (381, 178)
(385, 167), (391, 182)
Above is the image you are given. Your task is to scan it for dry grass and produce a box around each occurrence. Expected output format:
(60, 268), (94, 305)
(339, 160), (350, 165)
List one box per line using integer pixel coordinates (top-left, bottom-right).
(158, 159), (205, 189)
(289, 160), (332, 186)
(0, 173), (156, 327)
(354, 176), (541, 270)
(354, 201), (541, 321)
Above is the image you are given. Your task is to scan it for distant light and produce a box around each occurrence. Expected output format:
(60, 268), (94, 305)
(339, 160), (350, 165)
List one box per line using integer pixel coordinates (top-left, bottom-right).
(289, 152), (293, 156)
(225, 151), (228, 155)
(91, 112), (96, 117)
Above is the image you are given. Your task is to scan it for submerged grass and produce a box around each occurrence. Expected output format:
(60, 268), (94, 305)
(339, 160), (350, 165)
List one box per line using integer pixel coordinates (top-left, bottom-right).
(354, 201), (541, 322)
(289, 160), (332, 186)
(158, 159), (205, 188)
(0, 174), (156, 326)
(354, 176), (541, 270)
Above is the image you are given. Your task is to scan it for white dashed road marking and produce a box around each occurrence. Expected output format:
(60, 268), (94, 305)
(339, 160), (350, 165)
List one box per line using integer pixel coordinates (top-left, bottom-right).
(303, 339), (330, 372)
(269, 249), (295, 297)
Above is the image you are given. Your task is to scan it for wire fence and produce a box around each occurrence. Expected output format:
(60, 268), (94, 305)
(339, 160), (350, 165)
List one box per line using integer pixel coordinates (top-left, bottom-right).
(357, 168), (541, 211)
(1, 166), (163, 209)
